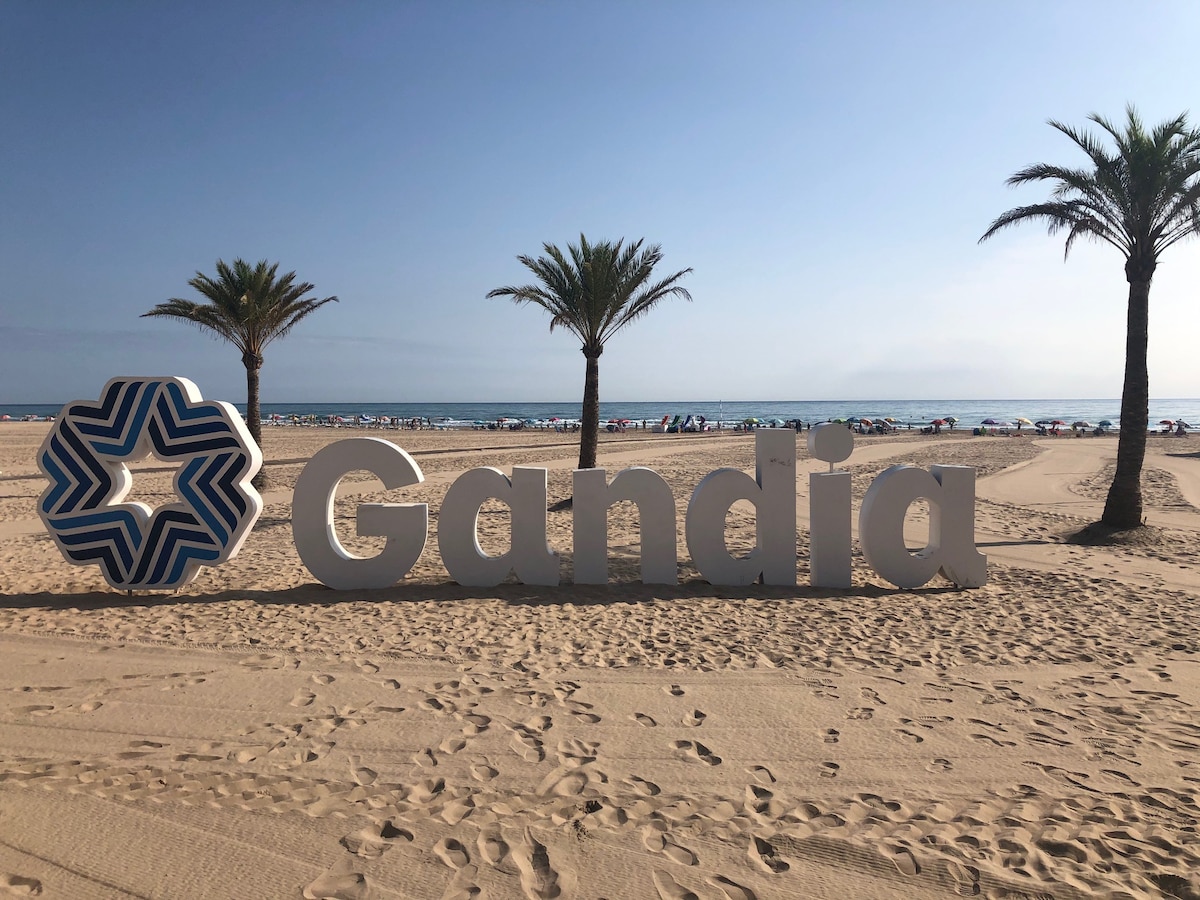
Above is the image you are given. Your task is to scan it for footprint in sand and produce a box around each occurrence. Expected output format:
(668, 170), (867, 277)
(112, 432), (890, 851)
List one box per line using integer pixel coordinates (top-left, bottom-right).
(971, 733), (1017, 748)
(633, 712), (658, 727)
(441, 865), (482, 900)
(664, 684), (685, 697)
(819, 762), (840, 778)
(821, 728), (839, 744)
(629, 776), (662, 796)
(707, 874), (757, 900)
(861, 687), (885, 705)
(511, 735), (545, 763)
(662, 838), (698, 866)
(888, 844), (921, 876)
(460, 713), (490, 735)
(1, 873), (43, 896)
(351, 764), (377, 786)
(642, 824), (667, 851)
(15, 705), (55, 717)
(339, 820), (413, 858)
(290, 690), (316, 708)
(1025, 732), (1072, 748)
(477, 828), (509, 867)
(846, 707), (874, 720)
(470, 762), (499, 782)
(311, 674), (335, 685)
(748, 836), (789, 874)
(410, 777), (446, 803)
(512, 827), (562, 899)
(433, 837), (471, 870)
(746, 766), (776, 784)
(303, 862), (367, 900)
(944, 859), (981, 895)
(745, 784), (773, 813)
(683, 710), (707, 727)
(926, 758), (953, 773)
(672, 740), (721, 766)
(894, 728), (924, 744)
(240, 653), (290, 670)
(652, 870), (698, 900)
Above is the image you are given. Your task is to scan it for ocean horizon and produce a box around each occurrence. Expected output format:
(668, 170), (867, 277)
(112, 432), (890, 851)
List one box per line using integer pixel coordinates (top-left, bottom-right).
(4, 398), (1200, 428)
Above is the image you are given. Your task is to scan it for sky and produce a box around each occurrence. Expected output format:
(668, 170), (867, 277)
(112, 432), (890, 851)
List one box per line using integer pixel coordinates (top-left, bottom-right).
(3, 1), (1200, 405)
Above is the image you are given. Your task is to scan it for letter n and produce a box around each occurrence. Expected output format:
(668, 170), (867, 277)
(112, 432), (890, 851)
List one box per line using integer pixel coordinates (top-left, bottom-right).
(573, 467), (677, 584)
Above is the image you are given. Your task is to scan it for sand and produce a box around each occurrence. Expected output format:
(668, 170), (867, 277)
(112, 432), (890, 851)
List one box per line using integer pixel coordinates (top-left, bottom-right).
(1, 422), (1198, 899)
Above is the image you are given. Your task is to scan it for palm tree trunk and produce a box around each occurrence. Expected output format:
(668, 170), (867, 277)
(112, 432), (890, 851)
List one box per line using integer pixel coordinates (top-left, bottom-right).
(1101, 279), (1151, 528)
(244, 354), (266, 491)
(579, 352), (601, 470)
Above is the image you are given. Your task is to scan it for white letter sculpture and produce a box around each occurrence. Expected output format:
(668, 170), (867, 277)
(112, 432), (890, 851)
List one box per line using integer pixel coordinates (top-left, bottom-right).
(573, 467), (677, 584)
(438, 467), (559, 586)
(808, 423), (854, 588)
(685, 429), (797, 585)
(859, 464), (987, 589)
(292, 438), (428, 590)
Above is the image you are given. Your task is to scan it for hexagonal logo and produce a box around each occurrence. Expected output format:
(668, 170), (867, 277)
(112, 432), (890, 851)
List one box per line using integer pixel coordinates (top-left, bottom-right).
(38, 376), (263, 590)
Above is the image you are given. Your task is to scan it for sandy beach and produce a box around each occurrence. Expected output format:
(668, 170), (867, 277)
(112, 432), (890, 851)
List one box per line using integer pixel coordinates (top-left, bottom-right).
(1, 423), (1198, 899)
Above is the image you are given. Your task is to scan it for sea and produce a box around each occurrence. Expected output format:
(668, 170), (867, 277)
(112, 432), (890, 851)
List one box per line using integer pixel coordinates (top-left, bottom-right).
(3, 399), (1199, 430)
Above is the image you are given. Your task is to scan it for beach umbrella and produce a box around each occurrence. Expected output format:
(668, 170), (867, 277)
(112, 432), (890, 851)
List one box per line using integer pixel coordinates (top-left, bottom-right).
(944, 416), (959, 424)
(1159, 419), (1175, 425)
(859, 418), (873, 426)
(1099, 419), (1113, 427)
(1050, 420), (1066, 426)
(931, 418), (947, 425)
(1072, 421), (1092, 429)
(744, 417), (760, 424)
(1015, 417), (1032, 426)
(0, 414), (8, 421)
(883, 417), (897, 423)
(981, 418), (1001, 425)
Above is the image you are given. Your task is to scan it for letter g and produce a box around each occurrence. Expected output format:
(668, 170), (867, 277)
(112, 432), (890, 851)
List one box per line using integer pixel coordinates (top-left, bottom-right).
(292, 438), (428, 589)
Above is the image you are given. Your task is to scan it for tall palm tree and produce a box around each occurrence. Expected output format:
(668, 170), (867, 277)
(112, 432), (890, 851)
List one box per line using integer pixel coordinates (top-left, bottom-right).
(142, 258), (338, 488)
(488, 235), (692, 470)
(980, 107), (1200, 529)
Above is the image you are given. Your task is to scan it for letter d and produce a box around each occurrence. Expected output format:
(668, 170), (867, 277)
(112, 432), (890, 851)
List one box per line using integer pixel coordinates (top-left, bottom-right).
(685, 429), (796, 585)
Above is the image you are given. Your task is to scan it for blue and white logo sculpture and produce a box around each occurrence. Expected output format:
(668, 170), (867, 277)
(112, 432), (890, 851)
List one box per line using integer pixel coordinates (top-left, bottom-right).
(38, 376), (263, 591)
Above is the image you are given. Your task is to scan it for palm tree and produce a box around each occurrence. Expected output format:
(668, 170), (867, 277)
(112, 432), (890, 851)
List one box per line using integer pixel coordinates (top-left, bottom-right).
(980, 107), (1200, 529)
(488, 235), (692, 470)
(142, 258), (338, 488)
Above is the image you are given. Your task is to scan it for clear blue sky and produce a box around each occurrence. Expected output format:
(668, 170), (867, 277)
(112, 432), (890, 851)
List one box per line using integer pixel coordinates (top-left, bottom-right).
(3, 1), (1199, 404)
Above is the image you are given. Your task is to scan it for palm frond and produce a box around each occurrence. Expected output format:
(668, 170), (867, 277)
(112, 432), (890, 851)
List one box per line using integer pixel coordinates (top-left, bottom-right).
(982, 108), (1200, 269)
(142, 258), (338, 355)
(487, 235), (692, 353)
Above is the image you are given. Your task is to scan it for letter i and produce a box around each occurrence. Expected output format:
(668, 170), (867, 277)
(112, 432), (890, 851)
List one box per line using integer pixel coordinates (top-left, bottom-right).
(808, 424), (853, 588)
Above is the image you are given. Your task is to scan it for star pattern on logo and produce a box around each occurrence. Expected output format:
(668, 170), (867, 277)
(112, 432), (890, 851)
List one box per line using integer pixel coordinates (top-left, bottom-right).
(38, 377), (263, 590)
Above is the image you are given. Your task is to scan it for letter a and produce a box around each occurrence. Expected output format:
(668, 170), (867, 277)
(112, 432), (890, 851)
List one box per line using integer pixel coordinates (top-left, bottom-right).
(439, 467), (559, 586)
(859, 464), (986, 588)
